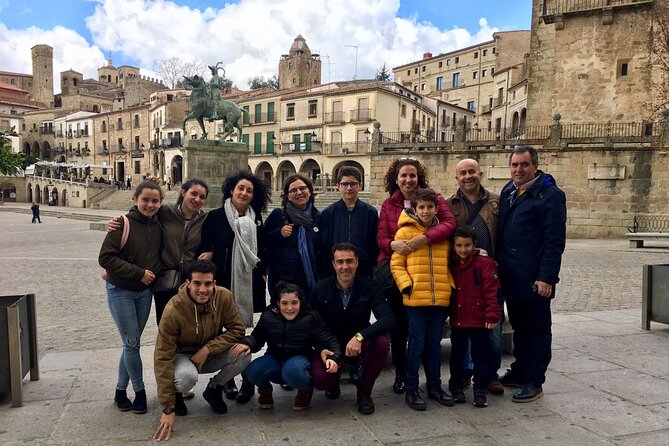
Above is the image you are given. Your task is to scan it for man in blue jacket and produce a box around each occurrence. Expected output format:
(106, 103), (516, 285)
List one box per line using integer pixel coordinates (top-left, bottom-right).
(320, 166), (379, 278)
(496, 146), (566, 403)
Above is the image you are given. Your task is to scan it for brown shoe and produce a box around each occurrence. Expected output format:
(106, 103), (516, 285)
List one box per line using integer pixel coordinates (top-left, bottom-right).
(292, 388), (313, 411)
(487, 379), (505, 395)
(257, 386), (274, 409)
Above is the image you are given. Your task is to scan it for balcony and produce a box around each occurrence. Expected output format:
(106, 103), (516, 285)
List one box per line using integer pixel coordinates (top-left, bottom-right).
(39, 128), (54, 135)
(97, 147), (109, 155)
(280, 142), (321, 154)
(246, 112), (277, 125)
(324, 112), (346, 125)
(350, 108), (373, 123)
(480, 104), (492, 114)
(493, 97), (505, 108)
(112, 145), (126, 153)
(323, 141), (370, 155)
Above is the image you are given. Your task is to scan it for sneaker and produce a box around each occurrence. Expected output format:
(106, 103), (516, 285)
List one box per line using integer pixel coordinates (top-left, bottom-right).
(392, 374), (406, 394)
(427, 385), (455, 407)
(473, 388), (488, 408)
(405, 389), (426, 411)
(182, 387), (196, 399)
(203, 385), (228, 414)
(114, 389), (132, 412)
(450, 386), (466, 404)
(236, 378), (255, 404)
(356, 391), (375, 415)
(175, 392), (188, 416)
(223, 379), (238, 400)
(131, 389), (147, 414)
(293, 388), (313, 411)
(512, 384), (544, 403)
(462, 369), (473, 388)
(499, 369), (524, 388)
(257, 387), (274, 409)
(325, 382), (341, 400)
(487, 379), (505, 395)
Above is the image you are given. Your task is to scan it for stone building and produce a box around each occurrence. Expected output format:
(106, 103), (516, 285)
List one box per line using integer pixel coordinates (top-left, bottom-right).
(148, 89), (190, 182)
(278, 35), (322, 90)
(526, 0), (655, 126)
(0, 71), (33, 95)
(31, 44), (54, 107)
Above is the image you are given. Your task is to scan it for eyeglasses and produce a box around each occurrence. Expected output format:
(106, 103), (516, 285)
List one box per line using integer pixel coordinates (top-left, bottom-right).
(338, 181), (359, 189)
(287, 185), (309, 195)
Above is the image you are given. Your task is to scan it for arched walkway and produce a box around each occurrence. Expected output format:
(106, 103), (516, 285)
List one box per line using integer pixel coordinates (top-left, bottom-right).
(42, 186), (49, 205)
(276, 160), (297, 191)
(32, 142), (40, 157)
(27, 183), (33, 203)
(34, 185), (41, 204)
(41, 141), (52, 160)
(171, 155), (183, 184)
(62, 189), (67, 206)
(520, 108), (527, 128)
(299, 159), (321, 183)
(50, 187), (59, 206)
(24, 142), (31, 155)
(254, 162), (274, 189)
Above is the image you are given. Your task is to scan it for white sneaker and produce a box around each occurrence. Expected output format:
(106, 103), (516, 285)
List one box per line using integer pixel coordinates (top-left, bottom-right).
(182, 387), (195, 399)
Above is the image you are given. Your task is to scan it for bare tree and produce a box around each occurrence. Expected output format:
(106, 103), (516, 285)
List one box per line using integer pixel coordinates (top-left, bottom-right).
(248, 75), (278, 90)
(154, 57), (207, 88)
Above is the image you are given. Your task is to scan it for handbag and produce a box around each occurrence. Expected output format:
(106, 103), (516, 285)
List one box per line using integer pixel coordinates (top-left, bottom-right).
(372, 259), (395, 291)
(153, 269), (181, 293)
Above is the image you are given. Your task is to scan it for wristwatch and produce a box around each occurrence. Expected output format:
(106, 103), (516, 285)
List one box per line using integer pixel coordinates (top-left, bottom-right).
(163, 407), (175, 415)
(355, 333), (364, 342)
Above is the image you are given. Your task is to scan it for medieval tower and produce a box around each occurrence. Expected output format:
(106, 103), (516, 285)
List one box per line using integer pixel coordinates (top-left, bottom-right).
(31, 44), (54, 107)
(278, 35), (322, 90)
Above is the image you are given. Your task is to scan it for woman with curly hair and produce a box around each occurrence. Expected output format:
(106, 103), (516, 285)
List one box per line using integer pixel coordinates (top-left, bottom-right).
(198, 170), (271, 404)
(376, 158), (456, 396)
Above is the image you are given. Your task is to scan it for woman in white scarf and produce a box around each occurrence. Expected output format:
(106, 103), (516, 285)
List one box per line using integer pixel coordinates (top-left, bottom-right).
(198, 171), (271, 404)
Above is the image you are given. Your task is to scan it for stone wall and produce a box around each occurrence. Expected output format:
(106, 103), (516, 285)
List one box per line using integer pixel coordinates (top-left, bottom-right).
(367, 144), (669, 238)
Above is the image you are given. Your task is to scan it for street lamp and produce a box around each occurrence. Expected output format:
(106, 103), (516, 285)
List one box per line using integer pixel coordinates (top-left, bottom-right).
(364, 128), (371, 141)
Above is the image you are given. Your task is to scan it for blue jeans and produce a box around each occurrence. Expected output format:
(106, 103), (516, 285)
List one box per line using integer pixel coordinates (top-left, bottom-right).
(450, 327), (492, 390)
(245, 354), (312, 390)
(406, 306), (448, 391)
(106, 282), (152, 392)
(463, 313), (504, 379)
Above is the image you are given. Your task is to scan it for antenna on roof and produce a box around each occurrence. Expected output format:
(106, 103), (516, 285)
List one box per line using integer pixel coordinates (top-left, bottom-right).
(345, 45), (358, 80)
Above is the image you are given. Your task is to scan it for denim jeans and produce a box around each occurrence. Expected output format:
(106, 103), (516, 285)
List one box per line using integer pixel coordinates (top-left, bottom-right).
(106, 282), (153, 392)
(405, 306), (448, 391)
(245, 354), (313, 390)
(449, 327), (492, 391)
(463, 297), (504, 379)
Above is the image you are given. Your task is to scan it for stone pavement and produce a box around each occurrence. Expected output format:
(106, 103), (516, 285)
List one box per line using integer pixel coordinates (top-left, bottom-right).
(1, 206), (669, 445)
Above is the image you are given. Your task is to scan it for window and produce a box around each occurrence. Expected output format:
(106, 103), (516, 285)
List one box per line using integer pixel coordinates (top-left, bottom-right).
(134, 161), (141, 174)
(492, 47), (496, 54)
(474, 51), (478, 59)
(407, 70), (411, 76)
(268, 102), (275, 121)
(135, 136), (140, 150)
(133, 114), (140, 128)
(101, 121), (106, 132)
(473, 71), (478, 79)
(401, 104), (406, 117)
(482, 69), (487, 77)
(483, 49), (488, 56)
(255, 104), (262, 123)
(452, 72), (461, 87)
(618, 60), (630, 77)
(116, 118), (123, 130)
(267, 131), (275, 154)
(446, 59), (451, 66)
(438, 61), (442, 68)
(413, 85), (418, 92)
(421, 66), (426, 72)
(414, 68), (418, 74)
(491, 67), (495, 75)
(455, 57), (459, 64)
(254, 132), (262, 154)
(467, 101), (475, 111)
(421, 83), (425, 91)
(495, 118), (502, 132)
(287, 103), (295, 120)
(436, 76), (443, 90)
(308, 100), (317, 117)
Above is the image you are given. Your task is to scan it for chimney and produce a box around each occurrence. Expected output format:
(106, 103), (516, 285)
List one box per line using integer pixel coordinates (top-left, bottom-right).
(423, 52), (432, 60)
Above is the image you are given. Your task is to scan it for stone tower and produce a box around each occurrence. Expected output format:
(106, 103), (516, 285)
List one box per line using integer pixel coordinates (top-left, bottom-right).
(278, 35), (321, 90)
(31, 44), (54, 107)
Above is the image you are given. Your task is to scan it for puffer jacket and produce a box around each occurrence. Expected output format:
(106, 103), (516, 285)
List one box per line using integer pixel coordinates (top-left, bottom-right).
(451, 249), (502, 328)
(390, 210), (454, 307)
(98, 206), (162, 291)
(154, 284), (246, 408)
(377, 188), (456, 262)
(239, 305), (342, 364)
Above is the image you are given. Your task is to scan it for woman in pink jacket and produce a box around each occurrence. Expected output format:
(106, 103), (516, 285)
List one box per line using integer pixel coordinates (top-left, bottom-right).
(376, 158), (456, 394)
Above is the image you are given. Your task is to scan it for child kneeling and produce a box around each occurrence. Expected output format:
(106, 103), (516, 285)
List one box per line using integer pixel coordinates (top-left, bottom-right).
(449, 225), (502, 408)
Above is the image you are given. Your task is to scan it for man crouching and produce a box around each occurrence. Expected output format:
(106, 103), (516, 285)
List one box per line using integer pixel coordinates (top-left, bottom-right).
(153, 260), (250, 441)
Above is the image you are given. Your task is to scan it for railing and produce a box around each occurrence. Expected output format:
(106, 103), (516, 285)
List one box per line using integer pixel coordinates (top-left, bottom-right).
(561, 122), (657, 138)
(324, 112), (346, 124)
(543, 0), (653, 16)
(39, 128), (54, 135)
(350, 108), (373, 122)
(627, 214), (669, 233)
(493, 97), (504, 107)
(112, 145), (125, 153)
(381, 132), (437, 144)
(98, 147), (109, 155)
(323, 141), (370, 154)
(480, 104), (492, 114)
(466, 126), (553, 141)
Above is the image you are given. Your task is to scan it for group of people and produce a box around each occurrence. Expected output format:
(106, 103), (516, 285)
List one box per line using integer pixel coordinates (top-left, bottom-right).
(98, 145), (566, 441)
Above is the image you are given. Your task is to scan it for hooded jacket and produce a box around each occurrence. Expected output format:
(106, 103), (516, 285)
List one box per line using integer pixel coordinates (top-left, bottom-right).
(497, 170), (567, 300)
(98, 206), (162, 291)
(239, 305), (342, 364)
(390, 210), (454, 307)
(451, 249), (502, 328)
(154, 284), (245, 408)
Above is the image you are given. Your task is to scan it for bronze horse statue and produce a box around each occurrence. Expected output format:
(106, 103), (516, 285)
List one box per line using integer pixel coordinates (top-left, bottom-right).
(181, 74), (247, 140)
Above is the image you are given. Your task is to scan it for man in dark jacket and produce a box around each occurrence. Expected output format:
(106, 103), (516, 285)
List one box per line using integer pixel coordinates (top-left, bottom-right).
(309, 243), (395, 415)
(497, 146), (566, 403)
(320, 166), (379, 278)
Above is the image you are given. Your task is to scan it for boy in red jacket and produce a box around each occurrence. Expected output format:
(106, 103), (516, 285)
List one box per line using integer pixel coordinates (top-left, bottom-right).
(449, 225), (502, 408)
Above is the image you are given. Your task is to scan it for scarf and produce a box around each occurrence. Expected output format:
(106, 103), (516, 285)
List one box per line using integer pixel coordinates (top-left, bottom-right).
(224, 198), (259, 327)
(285, 201), (316, 289)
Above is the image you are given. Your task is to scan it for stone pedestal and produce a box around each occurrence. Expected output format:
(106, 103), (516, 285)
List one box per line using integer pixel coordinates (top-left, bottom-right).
(183, 140), (248, 209)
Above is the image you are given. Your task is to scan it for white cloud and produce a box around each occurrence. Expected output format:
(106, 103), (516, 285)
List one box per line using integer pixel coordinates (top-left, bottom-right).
(1, 0), (499, 91)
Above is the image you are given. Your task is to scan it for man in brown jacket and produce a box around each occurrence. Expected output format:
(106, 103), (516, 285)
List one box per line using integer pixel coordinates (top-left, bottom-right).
(153, 260), (249, 442)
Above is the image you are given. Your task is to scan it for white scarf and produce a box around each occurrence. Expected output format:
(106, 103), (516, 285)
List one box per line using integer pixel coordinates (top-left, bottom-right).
(224, 198), (260, 327)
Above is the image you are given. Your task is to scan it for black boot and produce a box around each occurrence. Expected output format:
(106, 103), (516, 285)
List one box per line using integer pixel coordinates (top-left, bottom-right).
(223, 378), (238, 400)
(203, 384), (228, 414)
(132, 389), (147, 414)
(393, 374), (406, 394)
(175, 392), (188, 416)
(114, 389), (132, 412)
(405, 389), (426, 411)
(236, 377), (255, 404)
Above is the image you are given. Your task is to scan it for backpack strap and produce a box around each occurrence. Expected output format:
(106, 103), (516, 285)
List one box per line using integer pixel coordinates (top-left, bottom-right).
(120, 215), (130, 250)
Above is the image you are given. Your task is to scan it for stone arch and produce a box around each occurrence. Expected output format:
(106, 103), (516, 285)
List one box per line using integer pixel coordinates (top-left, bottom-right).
(42, 186), (49, 205)
(331, 160), (366, 188)
(34, 185), (41, 204)
(27, 183), (33, 203)
(50, 187), (59, 206)
(254, 162), (274, 189)
(23, 142), (31, 155)
(299, 159), (321, 183)
(1, 182), (16, 202)
(511, 111), (520, 131)
(171, 155), (183, 184)
(520, 108), (527, 128)
(276, 160), (297, 191)
(58, 155), (66, 163)
(41, 141), (52, 160)
(32, 141), (40, 157)
(62, 189), (67, 206)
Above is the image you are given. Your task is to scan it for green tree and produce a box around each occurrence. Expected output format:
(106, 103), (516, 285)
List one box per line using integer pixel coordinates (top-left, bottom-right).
(1, 127), (38, 175)
(248, 75), (278, 90)
(375, 63), (391, 82)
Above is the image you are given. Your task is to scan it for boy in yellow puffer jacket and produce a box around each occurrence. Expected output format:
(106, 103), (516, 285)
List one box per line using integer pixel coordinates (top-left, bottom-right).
(391, 188), (456, 411)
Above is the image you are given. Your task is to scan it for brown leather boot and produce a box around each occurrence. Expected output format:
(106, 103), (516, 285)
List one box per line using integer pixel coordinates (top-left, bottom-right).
(257, 386), (274, 409)
(292, 388), (313, 411)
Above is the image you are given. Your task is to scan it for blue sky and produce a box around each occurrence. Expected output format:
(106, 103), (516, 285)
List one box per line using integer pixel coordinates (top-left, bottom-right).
(0, 0), (532, 89)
